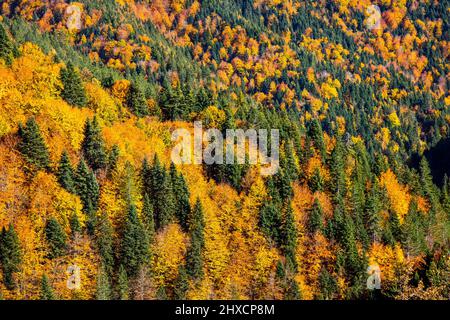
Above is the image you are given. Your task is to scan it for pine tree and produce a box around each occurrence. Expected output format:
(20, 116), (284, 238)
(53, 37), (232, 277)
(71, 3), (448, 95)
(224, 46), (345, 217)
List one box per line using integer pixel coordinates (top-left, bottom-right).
(45, 217), (67, 259)
(107, 144), (120, 176)
(95, 266), (112, 300)
(142, 193), (156, 241)
(365, 181), (381, 242)
(95, 212), (114, 276)
(127, 82), (148, 117)
(329, 137), (346, 197)
(186, 198), (205, 280)
(40, 274), (56, 300)
(170, 163), (191, 232)
(60, 62), (87, 107)
(259, 201), (282, 244)
(309, 167), (325, 192)
(174, 265), (189, 299)
(57, 150), (75, 193)
(309, 119), (326, 160)
(69, 211), (81, 238)
(0, 23), (16, 65)
(282, 203), (297, 272)
(308, 198), (324, 234)
(120, 204), (149, 277)
(0, 224), (22, 290)
(81, 117), (107, 171)
(117, 265), (129, 300)
(75, 160), (100, 213)
(18, 118), (50, 171)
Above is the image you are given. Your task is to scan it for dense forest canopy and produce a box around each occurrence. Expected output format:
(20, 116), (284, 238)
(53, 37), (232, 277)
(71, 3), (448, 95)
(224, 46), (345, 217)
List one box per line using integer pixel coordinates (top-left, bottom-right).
(0, 0), (448, 300)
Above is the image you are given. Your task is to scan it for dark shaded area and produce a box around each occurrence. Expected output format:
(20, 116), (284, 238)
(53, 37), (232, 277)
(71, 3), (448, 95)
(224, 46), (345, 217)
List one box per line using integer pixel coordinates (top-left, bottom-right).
(410, 138), (450, 187)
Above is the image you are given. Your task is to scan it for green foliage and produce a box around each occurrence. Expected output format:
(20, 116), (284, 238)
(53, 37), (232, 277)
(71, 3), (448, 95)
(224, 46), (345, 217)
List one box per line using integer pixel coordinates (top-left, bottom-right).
(18, 118), (50, 171)
(60, 62), (87, 107)
(57, 150), (76, 193)
(282, 203), (297, 272)
(170, 163), (191, 232)
(186, 198), (205, 281)
(308, 198), (324, 235)
(95, 266), (112, 300)
(174, 265), (189, 299)
(81, 117), (107, 171)
(127, 82), (148, 117)
(95, 212), (114, 276)
(45, 217), (67, 259)
(40, 274), (56, 300)
(0, 224), (22, 290)
(117, 265), (129, 300)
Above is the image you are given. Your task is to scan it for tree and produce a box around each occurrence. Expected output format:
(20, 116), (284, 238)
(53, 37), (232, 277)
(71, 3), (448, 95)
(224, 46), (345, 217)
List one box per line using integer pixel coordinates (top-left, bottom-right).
(186, 198), (205, 280)
(170, 163), (191, 231)
(282, 203), (297, 272)
(174, 265), (189, 299)
(45, 217), (67, 259)
(18, 118), (50, 171)
(309, 119), (326, 160)
(308, 198), (324, 235)
(81, 117), (107, 171)
(0, 23), (16, 65)
(75, 160), (100, 213)
(0, 225), (22, 290)
(142, 193), (156, 241)
(40, 274), (56, 300)
(69, 211), (81, 238)
(117, 265), (129, 300)
(96, 266), (112, 300)
(259, 201), (281, 244)
(120, 204), (149, 277)
(96, 212), (114, 276)
(318, 268), (337, 300)
(127, 82), (148, 117)
(57, 150), (75, 193)
(60, 62), (87, 107)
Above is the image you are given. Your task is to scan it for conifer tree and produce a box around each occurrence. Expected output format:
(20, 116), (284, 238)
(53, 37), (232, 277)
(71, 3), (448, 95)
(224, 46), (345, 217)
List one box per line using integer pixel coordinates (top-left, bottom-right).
(0, 23), (17, 65)
(365, 181), (381, 242)
(40, 274), (56, 300)
(127, 82), (148, 117)
(282, 203), (297, 272)
(170, 163), (191, 232)
(142, 193), (156, 241)
(117, 265), (129, 300)
(0, 224), (22, 290)
(75, 160), (100, 212)
(174, 265), (189, 299)
(69, 211), (81, 238)
(81, 117), (107, 171)
(18, 118), (50, 171)
(120, 204), (149, 277)
(309, 167), (325, 192)
(308, 198), (324, 234)
(57, 150), (75, 193)
(45, 217), (67, 259)
(96, 212), (114, 276)
(259, 201), (282, 244)
(309, 119), (326, 160)
(96, 266), (112, 300)
(186, 198), (205, 280)
(284, 278), (301, 300)
(60, 62), (87, 107)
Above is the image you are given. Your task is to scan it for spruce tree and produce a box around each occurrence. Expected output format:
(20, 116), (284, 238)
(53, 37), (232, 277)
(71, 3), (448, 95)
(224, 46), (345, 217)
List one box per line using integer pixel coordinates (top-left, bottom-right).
(0, 23), (16, 65)
(142, 193), (156, 241)
(309, 167), (325, 192)
(95, 212), (114, 276)
(60, 62), (87, 107)
(120, 204), (149, 277)
(174, 265), (189, 299)
(40, 274), (56, 300)
(57, 150), (75, 193)
(309, 119), (326, 160)
(95, 266), (112, 300)
(117, 265), (129, 300)
(170, 163), (191, 232)
(81, 117), (107, 171)
(69, 211), (81, 238)
(18, 118), (50, 171)
(308, 198), (324, 235)
(75, 160), (100, 213)
(45, 217), (67, 259)
(127, 82), (148, 117)
(0, 224), (22, 290)
(259, 201), (282, 244)
(282, 203), (298, 272)
(186, 198), (205, 280)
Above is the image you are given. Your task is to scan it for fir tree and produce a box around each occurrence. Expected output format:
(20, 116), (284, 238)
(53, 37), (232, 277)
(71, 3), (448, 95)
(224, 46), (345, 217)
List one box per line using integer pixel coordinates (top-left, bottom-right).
(95, 212), (114, 276)
(309, 119), (326, 160)
(57, 150), (75, 193)
(0, 224), (22, 290)
(120, 204), (149, 277)
(174, 265), (189, 299)
(186, 198), (205, 280)
(309, 167), (325, 192)
(117, 265), (129, 300)
(45, 217), (67, 259)
(69, 211), (81, 238)
(40, 274), (56, 300)
(18, 118), (50, 171)
(142, 193), (156, 241)
(81, 117), (107, 171)
(170, 163), (191, 232)
(95, 266), (112, 300)
(308, 198), (324, 235)
(282, 203), (298, 272)
(60, 62), (87, 107)
(127, 82), (148, 117)
(0, 23), (16, 65)
(75, 160), (100, 213)
(259, 201), (282, 244)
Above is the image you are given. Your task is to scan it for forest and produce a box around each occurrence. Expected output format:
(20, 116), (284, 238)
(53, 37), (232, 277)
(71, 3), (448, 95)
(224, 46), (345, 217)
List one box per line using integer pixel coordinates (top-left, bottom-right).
(0, 0), (448, 300)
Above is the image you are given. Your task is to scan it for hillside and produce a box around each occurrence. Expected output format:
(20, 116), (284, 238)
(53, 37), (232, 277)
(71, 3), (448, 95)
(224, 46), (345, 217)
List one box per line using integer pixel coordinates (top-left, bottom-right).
(0, 0), (448, 300)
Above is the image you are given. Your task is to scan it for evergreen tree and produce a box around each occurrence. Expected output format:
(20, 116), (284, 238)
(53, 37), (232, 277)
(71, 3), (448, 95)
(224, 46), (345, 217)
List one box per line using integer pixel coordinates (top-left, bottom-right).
(120, 204), (149, 277)
(57, 150), (75, 193)
(18, 118), (50, 171)
(95, 212), (114, 276)
(127, 82), (148, 117)
(259, 201), (282, 244)
(117, 265), (129, 300)
(60, 62), (87, 107)
(308, 198), (324, 234)
(174, 265), (189, 299)
(45, 217), (67, 259)
(284, 278), (301, 300)
(309, 119), (326, 160)
(69, 211), (81, 238)
(186, 198), (205, 280)
(95, 266), (112, 300)
(142, 193), (156, 241)
(170, 163), (191, 232)
(0, 224), (22, 290)
(75, 160), (100, 212)
(0, 23), (17, 65)
(329, 137), (346, 197)
(40, 274), (56, 300)
(107, 144), (120, 176)
(365, 181), (381, 242)
(318, 268), (337, 300)
(81, 117), (107, 171)
(309, 167), (325, 192)
(282, 203), (297, 272)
